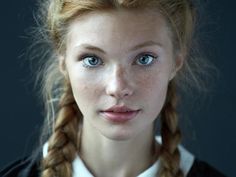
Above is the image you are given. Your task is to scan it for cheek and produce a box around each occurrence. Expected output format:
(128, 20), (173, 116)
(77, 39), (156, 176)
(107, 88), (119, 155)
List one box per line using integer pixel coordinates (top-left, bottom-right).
(67, 69), (100, 100)
(70, 76), (103, 117)
(136, 71), (169, 112)
(72, 77), (101, 100)
(136, 70), (169, 94)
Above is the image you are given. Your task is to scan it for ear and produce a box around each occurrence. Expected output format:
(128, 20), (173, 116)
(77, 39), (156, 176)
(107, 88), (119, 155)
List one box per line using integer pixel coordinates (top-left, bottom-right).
(169, 52), (184, 81)
(59, 55), (67, 77)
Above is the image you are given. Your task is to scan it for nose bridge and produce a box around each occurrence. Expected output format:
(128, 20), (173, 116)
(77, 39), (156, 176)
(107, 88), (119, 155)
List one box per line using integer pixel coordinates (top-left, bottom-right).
(106, 64), (133, 98)
(115, 64), (127, 83)
(110, 64), (129, 90)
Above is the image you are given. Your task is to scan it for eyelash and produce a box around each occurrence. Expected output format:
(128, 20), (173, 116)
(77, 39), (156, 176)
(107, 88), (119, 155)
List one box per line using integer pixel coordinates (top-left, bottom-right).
(78, 54), (104, 68)
(78, 53), (158, 69)
(135, 53), (158, 67)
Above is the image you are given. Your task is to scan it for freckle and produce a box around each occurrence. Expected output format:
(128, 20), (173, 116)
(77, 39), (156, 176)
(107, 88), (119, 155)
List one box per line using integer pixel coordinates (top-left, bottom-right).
(94, 88), (100, 94)
(81, 85), (88, 90)
(139, 75), (153, 89)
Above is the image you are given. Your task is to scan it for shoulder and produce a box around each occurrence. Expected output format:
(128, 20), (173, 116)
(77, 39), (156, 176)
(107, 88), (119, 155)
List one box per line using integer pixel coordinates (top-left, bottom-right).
(155, 136), (227, 177)
(187, 159), (227, 177)
(0, 150), (41, 177)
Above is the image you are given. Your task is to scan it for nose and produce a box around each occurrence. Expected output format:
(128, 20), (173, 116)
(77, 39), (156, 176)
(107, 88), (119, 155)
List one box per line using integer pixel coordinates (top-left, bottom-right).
(106, 65), (134, 99)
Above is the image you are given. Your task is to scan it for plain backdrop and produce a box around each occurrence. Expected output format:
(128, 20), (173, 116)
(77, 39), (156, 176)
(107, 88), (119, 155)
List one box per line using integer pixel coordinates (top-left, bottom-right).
(0, 0), (235, 177)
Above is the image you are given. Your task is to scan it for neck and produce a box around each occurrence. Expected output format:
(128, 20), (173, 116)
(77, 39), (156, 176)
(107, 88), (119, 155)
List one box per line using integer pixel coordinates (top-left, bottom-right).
(79, 121), (160, 177)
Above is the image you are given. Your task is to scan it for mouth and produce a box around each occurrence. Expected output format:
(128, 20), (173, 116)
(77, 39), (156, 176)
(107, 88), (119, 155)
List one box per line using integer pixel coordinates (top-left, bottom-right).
(102, 105), (139, 113)
(100, 106), (140, 123)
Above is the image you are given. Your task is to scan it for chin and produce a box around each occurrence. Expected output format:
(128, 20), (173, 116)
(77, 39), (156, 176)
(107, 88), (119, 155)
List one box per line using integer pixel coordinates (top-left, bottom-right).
(101, 127), (137, 141)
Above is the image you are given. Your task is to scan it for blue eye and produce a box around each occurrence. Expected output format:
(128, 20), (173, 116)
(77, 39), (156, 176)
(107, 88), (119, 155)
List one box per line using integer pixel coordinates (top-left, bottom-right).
(136, 54), (157, 66)
(82, 55), (102, 68)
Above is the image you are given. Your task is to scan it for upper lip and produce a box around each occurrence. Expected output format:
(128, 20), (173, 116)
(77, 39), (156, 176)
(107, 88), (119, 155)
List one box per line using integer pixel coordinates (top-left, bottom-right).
(102, 105), (139, 113)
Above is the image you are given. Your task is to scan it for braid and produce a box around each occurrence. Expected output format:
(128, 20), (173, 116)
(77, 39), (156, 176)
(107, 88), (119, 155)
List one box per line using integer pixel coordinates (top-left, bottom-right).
(41, 84), (82, 177)
(158, 81), (183, 177)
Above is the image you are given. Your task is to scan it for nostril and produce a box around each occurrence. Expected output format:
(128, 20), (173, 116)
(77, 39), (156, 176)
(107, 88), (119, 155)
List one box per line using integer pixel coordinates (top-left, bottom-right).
(106, 73), (134, 98)
(107, 88), (133, 99)
(119, 89), (133, 98)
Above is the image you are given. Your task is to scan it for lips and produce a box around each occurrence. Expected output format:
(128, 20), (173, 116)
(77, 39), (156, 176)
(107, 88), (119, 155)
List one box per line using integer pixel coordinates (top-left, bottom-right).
(100, 105), (140, 123)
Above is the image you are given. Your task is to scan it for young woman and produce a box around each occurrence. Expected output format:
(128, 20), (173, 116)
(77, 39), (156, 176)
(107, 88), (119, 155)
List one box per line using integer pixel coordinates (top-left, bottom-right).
(0, 0), (227, 177)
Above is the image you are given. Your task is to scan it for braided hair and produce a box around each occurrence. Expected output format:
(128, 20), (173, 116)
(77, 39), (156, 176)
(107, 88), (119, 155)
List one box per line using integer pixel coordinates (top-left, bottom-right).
(159, 81), (183, 177)
(41, 82), (83, 177)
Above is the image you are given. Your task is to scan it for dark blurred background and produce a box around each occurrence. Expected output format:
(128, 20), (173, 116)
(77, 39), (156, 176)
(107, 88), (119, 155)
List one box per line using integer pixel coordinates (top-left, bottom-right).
(0, 0), (235, 176)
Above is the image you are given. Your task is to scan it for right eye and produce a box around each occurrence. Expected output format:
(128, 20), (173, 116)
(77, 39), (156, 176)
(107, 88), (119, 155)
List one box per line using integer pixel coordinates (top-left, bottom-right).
(81, 55), (103, 68)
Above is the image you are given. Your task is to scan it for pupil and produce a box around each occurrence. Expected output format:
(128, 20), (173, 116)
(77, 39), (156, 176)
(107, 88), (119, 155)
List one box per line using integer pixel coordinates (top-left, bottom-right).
(89, 58), (97, 65)
(141, 56), (148, 63)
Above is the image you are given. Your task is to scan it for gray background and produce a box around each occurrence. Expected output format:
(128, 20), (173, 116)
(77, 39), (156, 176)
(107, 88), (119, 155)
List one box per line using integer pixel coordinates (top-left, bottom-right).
(0, 0), (235, 176)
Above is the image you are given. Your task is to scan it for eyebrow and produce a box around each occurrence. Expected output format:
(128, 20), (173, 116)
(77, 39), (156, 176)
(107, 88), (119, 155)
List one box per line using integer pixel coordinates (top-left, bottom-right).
(75, 40), (163, 54)
(130, 41), (163, 51)
(77, 44), (106, 54)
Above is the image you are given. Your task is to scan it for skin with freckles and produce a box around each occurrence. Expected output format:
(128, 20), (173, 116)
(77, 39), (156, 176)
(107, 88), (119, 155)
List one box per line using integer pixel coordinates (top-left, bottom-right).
(60, 9), (183, 177)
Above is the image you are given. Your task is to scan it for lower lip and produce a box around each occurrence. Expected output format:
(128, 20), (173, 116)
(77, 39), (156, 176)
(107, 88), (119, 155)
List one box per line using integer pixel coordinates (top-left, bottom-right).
(100, 110), (140, 123)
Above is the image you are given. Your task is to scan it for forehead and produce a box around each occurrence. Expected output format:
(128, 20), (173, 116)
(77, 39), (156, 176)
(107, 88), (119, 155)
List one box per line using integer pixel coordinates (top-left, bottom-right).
(66, 9), (172, 52)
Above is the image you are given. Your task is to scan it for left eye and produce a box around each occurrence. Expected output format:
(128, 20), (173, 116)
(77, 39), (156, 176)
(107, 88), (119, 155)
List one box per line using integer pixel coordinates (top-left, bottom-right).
(82, 55), (102, 68)
(136, 54), (157, 66)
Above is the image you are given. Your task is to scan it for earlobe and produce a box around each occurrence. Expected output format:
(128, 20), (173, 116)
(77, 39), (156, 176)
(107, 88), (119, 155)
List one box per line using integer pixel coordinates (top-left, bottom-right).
(169, 53), (185, 81)
(175, 52), (184, 72)
(169, 70), (177, 81)
(59, 55), (67, 77)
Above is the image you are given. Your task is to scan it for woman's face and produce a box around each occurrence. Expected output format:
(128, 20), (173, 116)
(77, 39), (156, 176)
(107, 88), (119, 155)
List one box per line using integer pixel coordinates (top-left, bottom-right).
(62, 9), (182, 140)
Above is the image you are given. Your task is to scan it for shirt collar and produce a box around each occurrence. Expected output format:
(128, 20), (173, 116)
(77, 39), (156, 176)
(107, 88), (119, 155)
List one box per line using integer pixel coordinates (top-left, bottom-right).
(72, 154), (160, 177)
(43, 136), (194, 177)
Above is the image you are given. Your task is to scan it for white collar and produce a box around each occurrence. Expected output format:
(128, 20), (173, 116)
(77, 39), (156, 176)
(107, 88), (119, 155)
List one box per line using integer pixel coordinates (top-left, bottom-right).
(43, 136), (194, 177)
